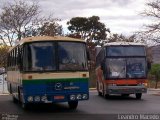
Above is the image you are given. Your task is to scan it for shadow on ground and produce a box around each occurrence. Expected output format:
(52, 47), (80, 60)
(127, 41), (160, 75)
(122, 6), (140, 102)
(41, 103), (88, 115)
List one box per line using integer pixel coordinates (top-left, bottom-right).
(97, 94), (145, 101)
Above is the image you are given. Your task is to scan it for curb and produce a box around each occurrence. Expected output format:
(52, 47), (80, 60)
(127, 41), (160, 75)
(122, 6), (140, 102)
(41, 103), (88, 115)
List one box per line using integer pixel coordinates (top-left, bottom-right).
(148, 88), (160, 91)
(0, 93), (9, 95)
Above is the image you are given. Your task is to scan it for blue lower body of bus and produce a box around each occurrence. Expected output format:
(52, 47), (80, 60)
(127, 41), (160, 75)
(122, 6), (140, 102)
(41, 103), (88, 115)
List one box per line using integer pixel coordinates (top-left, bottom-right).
(19, 78), (89, 104)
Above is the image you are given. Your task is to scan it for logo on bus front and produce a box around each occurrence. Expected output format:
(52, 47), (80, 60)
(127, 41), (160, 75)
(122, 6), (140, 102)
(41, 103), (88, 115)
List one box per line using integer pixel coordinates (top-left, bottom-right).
(55, 83), (62, 90)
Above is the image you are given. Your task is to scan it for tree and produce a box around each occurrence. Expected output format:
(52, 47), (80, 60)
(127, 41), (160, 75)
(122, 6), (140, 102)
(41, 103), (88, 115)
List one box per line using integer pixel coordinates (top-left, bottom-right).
(39, 21), (63, 36)
(107, 34), (137, 43)
(139, 0), (160, 43)
(67, 16), (110, 69)
(0, 45), (10, 67)
(67, 16), (110, 46)
(0, 0), (40, 46)
(149, 64), (160, 89)
(0, 0), (62, 46)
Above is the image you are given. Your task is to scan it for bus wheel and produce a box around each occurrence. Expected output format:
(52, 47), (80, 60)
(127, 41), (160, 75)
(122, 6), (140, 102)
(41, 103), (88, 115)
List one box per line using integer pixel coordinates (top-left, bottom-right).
(21, 102), (29, 110)
(12, 96), (18, 103)
(68, 101), (78, 110)
(136, 93), (142, 99)
(98, 91), (102, 96)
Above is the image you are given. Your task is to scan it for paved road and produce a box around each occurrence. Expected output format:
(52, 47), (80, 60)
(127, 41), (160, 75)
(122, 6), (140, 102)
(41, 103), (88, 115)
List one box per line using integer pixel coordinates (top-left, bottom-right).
(0, 91), (160, 120)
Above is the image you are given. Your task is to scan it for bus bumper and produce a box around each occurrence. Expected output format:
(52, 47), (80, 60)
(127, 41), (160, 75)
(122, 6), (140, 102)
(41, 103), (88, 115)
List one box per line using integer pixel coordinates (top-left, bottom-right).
(106, 86), (147, 94)
(24, 93), (89, 104)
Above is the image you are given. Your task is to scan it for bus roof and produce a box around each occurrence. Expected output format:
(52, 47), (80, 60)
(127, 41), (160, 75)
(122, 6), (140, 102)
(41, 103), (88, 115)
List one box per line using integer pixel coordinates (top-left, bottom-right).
(104, 42), (146, 46)
(9, 36), (85, 51)
(19, 36), (85, 44)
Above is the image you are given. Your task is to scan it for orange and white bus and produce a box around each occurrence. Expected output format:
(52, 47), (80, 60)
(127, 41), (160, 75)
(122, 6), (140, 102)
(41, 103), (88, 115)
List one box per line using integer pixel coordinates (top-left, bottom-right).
(96, 42), (149, 99)
(6, 36), (89, 109)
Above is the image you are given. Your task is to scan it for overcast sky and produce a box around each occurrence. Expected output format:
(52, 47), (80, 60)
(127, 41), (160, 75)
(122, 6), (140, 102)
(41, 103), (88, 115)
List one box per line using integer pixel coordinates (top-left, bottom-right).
(0, 0), (153, 36)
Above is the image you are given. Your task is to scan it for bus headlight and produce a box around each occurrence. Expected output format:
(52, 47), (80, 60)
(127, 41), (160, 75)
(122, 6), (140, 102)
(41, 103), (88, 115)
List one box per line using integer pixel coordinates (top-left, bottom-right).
(41, 96), (47, 102)
(144, 83), (148, 87)
(138, 83), (147, 87)
(34, 96), (40, 102)
(76, 94), (82, 100)
(27, 96), (33, 102)
(82, 94), (88, 99)
(70, 95), (76, 100)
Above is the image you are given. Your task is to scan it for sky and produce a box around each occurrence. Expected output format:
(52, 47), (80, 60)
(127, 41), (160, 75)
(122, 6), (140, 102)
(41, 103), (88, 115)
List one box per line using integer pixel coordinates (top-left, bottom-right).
(0, 0), (153, 36)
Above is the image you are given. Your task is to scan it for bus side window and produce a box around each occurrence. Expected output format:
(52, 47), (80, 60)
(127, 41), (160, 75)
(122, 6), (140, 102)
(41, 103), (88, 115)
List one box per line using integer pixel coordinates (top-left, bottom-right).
(18, 47), (22, 70)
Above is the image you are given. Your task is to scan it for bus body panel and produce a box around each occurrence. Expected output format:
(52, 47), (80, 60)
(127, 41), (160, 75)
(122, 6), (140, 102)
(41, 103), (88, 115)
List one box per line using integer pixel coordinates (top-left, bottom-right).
(22, 77), (89, 103)
(96, 67), (147, 95)
(7, 71), (89, 103)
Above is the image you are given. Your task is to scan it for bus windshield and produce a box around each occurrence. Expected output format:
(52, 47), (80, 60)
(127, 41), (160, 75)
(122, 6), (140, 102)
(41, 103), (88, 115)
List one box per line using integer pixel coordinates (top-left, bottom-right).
(24, 41), (88, 71)
(58, 42), (88, 71)
(25, 42), (56, 71)
(106, 58), (146, 79)
(106, 46), (145, 56)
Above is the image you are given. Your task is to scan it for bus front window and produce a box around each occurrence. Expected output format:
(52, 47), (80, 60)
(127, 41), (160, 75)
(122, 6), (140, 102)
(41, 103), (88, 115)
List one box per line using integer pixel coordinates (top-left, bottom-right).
(105, 58), (146, 79)
(58, 42), (88, 71)
(106, 58), (126, 79)
(127, 58), (146, 78)
(25, 42), (56, 71)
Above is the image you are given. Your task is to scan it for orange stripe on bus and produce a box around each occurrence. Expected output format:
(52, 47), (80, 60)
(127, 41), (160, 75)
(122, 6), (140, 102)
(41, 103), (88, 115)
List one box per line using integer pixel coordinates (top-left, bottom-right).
(103, 79), (147, 85)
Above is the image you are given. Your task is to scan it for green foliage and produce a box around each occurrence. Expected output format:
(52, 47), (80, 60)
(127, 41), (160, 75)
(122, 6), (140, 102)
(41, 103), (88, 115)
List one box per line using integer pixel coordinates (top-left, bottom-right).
(108, 34), (136, 42)
(67, 16), (110, 46)
(149, 64), (160, 88)
(0, 45), (10, 67)
(67, 16), (110, 70)
(39, 21), (62, 36)
(150, 64), (160, 77)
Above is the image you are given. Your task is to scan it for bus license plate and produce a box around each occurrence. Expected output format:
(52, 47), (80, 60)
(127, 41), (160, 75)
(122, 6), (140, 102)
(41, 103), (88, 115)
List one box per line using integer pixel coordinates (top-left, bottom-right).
(54, 96), (65, 100)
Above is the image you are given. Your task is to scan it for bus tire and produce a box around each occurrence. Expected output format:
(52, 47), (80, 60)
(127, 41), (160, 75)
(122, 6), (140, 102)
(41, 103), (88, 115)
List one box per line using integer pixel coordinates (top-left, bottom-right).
(68, 101), (78, 110)
(22, 102), (29, 110)
(105, 94), (110, 99)
(136, 93), (142, 99)
(12, 96), (18, 103)
(98, 91), (102, 96)
(22, 103), (26, 109)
